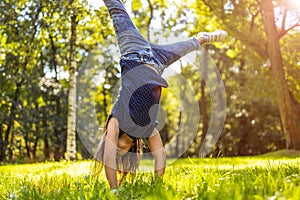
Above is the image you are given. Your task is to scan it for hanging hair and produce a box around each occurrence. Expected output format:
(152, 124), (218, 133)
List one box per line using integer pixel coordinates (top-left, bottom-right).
(91, 130), (143, 184)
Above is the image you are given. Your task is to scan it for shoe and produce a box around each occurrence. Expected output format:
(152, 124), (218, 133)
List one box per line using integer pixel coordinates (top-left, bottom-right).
(197, 30), (228, 44)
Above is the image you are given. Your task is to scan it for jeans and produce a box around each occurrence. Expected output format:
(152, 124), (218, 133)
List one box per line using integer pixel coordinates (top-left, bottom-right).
(103, 0), (200, 75)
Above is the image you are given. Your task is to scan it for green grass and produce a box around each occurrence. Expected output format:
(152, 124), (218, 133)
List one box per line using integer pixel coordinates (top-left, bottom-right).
(0, 157), (300, 200)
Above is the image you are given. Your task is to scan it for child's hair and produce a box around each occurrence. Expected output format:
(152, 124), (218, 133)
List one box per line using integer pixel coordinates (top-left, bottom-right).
(91, 130), (143, 183)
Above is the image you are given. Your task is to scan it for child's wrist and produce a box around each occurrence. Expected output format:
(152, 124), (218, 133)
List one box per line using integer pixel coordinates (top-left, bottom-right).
(110, 188), (118, 195)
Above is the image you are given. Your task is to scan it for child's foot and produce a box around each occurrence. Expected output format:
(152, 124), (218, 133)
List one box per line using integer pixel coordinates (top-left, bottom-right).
(197, 30), (228, 44)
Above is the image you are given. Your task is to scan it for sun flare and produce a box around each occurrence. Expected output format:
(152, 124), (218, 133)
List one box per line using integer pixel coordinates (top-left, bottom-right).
(288, 0), (300, 10)
(290, 0), (300, 7)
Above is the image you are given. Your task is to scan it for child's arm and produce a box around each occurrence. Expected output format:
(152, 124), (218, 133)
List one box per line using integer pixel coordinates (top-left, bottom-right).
(148, 129), (166, 177)
(104, 118), (119, 189)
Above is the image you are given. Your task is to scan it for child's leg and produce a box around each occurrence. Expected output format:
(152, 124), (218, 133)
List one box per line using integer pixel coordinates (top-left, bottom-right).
(104, 0), (227, 75)
(150, 30), (228, 71)
(150, 38), (201, 68)
(103, 0), (150, 55)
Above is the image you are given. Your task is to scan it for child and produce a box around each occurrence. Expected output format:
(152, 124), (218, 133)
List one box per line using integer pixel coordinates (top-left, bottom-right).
(93, 0), (228, 191)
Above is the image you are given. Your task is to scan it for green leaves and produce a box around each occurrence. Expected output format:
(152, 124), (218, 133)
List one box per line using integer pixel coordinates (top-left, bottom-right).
(0, 0), (115, 162)
(132, 0), (142, 11)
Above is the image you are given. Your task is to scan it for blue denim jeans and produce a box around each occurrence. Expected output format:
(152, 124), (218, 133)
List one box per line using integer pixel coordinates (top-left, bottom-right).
(103, 0), (200, 75)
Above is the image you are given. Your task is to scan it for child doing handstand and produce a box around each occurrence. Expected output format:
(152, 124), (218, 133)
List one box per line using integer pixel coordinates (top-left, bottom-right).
(93, 0), (228, 191)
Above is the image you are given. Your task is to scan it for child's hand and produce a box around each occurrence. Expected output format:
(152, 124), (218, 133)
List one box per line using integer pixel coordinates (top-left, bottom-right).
(109, 186), (125, 195)
(110, 188), (118, 195)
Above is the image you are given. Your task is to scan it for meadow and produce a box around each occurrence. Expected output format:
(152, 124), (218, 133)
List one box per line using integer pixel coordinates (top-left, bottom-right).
(0, 153), (300, 200)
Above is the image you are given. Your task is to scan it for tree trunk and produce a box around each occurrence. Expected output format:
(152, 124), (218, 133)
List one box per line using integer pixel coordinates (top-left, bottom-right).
(260, 0), (300, 150)
(0, 124), (5, 161)
(31, 102), (39, 161)
(44, 132), (50, 160)
(24, 133), (31, 159)
(200, 78), (209, 144)
(54, 96), (62, 161)
(146, 0), (153, 41)
(200, 49), (209, 153)
(175, 111), (182, 157)
(32, 131), (39, 161)
(6, 82), (22, 161)
(54, 145), (61, 161)
(43, 114), (50, 160)
(66, 4), (77, 160)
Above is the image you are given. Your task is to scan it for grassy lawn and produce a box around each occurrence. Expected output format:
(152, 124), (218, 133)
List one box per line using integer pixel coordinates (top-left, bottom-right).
(0, 154), (300, 199)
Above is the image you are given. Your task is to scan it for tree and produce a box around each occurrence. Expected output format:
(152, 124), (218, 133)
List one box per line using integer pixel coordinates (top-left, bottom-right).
(198, 0), (300, 150)
(0, 0), (45, 161)
(0, 0), (112, 162)
(66, 0), (78, 160)
(260, 0), (300, 150)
